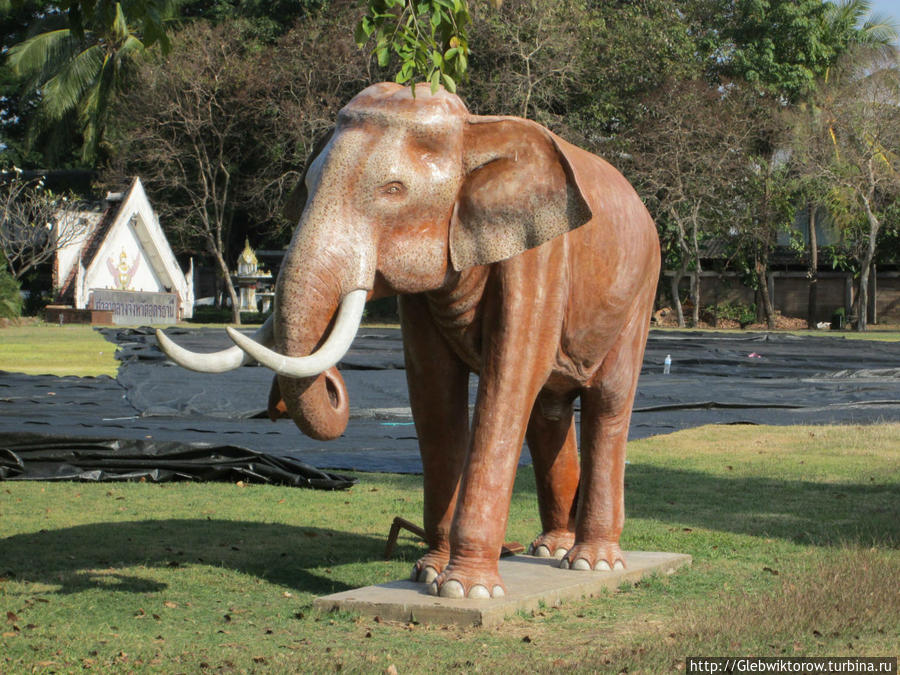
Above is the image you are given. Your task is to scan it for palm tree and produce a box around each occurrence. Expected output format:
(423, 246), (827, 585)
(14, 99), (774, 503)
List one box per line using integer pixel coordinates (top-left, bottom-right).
(6, 0), (175, 165)
(824, 0), (898, 55)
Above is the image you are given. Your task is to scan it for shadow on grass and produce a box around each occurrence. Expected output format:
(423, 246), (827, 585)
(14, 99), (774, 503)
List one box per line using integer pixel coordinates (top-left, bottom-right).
(0, 520), (387, 596)
(624, 464), (900, 547)
(2, 464), (897, 599)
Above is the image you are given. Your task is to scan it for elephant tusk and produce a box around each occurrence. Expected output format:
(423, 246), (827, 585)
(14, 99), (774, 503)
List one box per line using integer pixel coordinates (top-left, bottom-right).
(225, 289), (367, 378)
(155, 315), (275, 373)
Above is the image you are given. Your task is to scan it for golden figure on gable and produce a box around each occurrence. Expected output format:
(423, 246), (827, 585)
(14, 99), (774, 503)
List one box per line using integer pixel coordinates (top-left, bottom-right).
(106, 247), (141, 290)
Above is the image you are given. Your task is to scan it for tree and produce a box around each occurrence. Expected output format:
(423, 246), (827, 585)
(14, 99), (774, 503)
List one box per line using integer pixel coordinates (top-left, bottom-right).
(0, 0), (69, 168)
(106, 21), (271, 324)
(795, 1), (898, 327)
(625, 80), (753, 327)
(802, 49), (900, 331)
(710, 0), (839, 103)
(261, 9), (373, 240)
(463, 0), (587, 124)
(5, 0), (176, 165)
(734, 149), (797, 330)
(179, 0), (325, 42)
(0, 171), (87, 281)
(823, 0), (898, 59)
(570, 0), (708, 145)
(106, 12), (374, 323)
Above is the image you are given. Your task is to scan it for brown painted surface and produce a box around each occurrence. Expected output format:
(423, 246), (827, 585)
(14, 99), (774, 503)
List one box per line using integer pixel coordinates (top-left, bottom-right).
(271, 83), (660, 598)
(44, 306), (114, 325)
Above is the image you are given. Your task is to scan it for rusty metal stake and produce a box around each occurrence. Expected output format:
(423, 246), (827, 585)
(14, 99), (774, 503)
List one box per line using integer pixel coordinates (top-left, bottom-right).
(384, 517), (425, 559)
(384, 516), (524, 559)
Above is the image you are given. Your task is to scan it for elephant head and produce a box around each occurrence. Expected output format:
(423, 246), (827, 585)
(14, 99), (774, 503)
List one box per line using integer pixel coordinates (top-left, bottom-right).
(158, 82), (592, 441)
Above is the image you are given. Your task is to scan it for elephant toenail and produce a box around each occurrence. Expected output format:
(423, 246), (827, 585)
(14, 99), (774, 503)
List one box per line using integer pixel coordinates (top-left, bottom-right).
(553, 548), (568, 560)
(418, 566), (438, 583)
(492, 585), (505, 598)
(439, 580), (465, 598)
(428, 581), (439, 596)
(613, 560), (625, 570)
(572, 558), (592, 570)
(595, 560), (612, 571)
(533, 545), (551, 558)
(468, 585), (490, 599)
(559, 558), (570, 570)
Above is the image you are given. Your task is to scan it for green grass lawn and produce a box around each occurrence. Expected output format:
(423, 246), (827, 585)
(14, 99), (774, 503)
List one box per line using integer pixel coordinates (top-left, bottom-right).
(1, 323), (899, 672)
(0, 324), (119, 377)
(2, 424), (898, 673)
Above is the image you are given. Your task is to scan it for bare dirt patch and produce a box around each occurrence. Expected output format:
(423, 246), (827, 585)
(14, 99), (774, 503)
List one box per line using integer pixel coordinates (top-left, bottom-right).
(653, 306), (809, 331)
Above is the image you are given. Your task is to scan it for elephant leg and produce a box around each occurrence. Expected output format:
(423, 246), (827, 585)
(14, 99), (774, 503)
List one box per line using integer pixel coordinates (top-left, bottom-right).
(525, 392), (578, 559)
(562, 309), (651, 572)
(399, 294), (470, 584)
(433, 259), (563, 599)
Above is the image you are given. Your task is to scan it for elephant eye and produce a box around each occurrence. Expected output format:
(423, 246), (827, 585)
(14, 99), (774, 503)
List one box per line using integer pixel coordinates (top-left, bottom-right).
(379, 181), (406, 198)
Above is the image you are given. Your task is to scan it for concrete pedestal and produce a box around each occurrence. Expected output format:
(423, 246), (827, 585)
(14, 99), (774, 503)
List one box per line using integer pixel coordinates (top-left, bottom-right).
(314, 551), (691, 627)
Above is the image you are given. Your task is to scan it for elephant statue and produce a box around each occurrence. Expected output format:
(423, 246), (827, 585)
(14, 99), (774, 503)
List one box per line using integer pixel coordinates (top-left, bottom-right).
(158, 82), (660, 599)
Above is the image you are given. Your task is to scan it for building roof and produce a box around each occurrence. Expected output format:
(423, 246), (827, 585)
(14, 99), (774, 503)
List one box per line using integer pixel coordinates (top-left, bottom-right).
(54, 177), (193, 315)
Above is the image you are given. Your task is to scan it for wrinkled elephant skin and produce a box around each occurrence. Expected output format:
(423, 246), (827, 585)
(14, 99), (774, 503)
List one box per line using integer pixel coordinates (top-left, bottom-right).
(173, 82), (660, 599)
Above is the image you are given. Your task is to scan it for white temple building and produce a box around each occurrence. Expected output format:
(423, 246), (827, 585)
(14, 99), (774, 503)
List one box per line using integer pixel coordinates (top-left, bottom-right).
(54, 177), (194, 323)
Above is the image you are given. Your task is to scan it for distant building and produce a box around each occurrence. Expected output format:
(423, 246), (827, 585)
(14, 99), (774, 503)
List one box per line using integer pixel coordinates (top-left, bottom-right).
(53, 177), (194, 323)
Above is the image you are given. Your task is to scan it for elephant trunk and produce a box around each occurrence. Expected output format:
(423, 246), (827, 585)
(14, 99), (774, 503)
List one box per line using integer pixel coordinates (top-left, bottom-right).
(271, 217), (373, 441)
(273, 368), (349, 442)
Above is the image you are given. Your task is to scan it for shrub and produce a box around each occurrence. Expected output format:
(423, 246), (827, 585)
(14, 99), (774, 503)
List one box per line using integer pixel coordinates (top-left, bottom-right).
(0, 265), (23, 319)
(704, 301), (757, 328)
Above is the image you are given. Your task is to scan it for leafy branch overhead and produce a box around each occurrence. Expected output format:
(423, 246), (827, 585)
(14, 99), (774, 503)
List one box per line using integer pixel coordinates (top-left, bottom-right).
(356, 0), (472, 93)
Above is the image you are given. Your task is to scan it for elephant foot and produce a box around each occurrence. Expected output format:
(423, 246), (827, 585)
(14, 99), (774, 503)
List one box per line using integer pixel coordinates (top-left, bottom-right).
(527, 529), (574, 560)
(410, 549), (449, 584)
(560, 541), (626, 572)
(428, 560), (506, 599)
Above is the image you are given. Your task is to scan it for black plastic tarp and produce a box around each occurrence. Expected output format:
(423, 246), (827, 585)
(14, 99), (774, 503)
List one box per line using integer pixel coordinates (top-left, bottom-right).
(0, 432), (357, 488)
(0, 327), (898, 478)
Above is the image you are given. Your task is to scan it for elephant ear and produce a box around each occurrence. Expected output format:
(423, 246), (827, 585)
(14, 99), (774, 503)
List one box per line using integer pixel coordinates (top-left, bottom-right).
(449, 116), (593, 271)
(283, 128), (335, 223)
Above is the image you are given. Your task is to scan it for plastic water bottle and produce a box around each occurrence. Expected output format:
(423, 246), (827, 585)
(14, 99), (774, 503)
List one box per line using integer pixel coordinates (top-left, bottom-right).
(663, 354), (671, 375)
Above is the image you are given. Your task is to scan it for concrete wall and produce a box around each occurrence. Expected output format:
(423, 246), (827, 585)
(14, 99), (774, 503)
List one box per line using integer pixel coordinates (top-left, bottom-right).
(664, 270), (900, 324)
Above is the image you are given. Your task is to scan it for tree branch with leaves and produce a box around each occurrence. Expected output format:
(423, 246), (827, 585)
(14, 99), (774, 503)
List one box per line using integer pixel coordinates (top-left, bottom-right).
(356, 0), (471, 93)
(803, 49), (900, 330)
(0, 171), (88, 281)
(625, 80), (755, 327)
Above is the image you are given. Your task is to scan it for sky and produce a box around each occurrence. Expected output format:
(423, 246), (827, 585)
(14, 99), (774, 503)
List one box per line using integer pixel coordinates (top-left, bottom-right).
(869, 0), (900, 35)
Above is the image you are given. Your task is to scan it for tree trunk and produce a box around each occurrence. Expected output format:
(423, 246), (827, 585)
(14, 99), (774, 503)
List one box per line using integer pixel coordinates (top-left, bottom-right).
(210, 244), (241, 325)
(806, 203), (818, 329)
(669, 211), (690, 328)
(857, 265), (870, 332)
(856, 196), (881, 332)
(690, 214), (701, 328)
(756, 258), (776, 330)
(226, 276), (242, 325)
(670, 268), (686, 328)
(690, 270), (701, 328)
